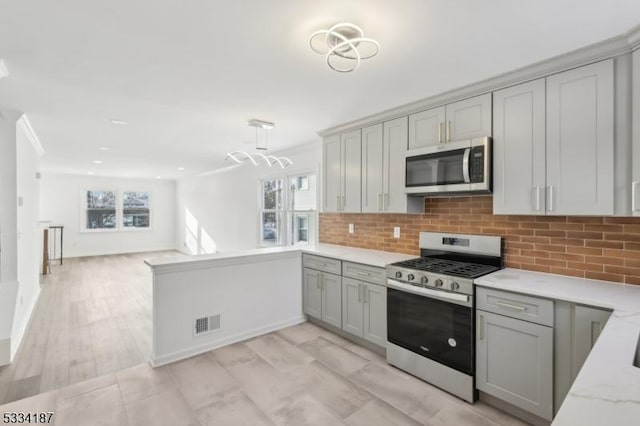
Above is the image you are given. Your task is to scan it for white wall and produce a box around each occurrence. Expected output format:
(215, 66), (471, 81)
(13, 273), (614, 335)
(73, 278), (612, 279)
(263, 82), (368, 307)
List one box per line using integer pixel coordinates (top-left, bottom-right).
(39, 174), (177, 257)
(12, 121), (42, 353)
(176, 142), (322, 253)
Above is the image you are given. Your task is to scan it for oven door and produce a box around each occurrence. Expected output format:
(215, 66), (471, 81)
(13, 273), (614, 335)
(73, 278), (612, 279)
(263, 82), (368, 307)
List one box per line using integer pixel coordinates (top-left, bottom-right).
(387, 279), (474, 375)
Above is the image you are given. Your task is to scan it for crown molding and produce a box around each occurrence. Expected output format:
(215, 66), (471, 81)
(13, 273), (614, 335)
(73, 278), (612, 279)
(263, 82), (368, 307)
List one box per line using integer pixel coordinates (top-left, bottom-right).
(17, 114), (45, 156)
(318, 26), (639, 137)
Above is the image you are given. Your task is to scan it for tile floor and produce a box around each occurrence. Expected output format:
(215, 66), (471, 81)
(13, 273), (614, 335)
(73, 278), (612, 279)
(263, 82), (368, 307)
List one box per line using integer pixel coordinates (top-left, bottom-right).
(0, 321), (528, 425)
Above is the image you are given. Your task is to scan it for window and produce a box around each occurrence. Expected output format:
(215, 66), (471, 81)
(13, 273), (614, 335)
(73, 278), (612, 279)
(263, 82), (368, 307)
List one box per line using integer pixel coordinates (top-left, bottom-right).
(123, 191), (150, 229)
(83, 189), (152, 231)
(86, 190), (117, 229)
(259, 173), (316, 246)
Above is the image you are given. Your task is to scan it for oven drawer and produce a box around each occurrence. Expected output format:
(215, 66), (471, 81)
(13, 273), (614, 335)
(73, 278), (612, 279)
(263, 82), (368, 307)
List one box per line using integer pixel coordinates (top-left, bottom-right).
(476, 287), (554, 327)
(342, 261), (385, 286)
(302, 254), (342, 275)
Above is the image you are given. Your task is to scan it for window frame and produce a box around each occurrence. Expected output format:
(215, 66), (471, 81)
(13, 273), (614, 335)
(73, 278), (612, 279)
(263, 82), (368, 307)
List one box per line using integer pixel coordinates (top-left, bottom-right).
(258, 170), (318, 247)
(81, 188), (153, 232)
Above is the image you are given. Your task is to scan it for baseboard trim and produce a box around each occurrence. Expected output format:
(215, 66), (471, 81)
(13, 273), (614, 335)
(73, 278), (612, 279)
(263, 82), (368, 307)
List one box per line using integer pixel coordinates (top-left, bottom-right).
(64, 246), (179, 259)
(10, 285), (41, 360)
(149, 315), (306, 367)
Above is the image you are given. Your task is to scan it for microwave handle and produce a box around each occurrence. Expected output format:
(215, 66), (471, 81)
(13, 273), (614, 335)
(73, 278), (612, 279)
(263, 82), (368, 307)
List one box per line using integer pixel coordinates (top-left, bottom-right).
(462, 148), (471, 183)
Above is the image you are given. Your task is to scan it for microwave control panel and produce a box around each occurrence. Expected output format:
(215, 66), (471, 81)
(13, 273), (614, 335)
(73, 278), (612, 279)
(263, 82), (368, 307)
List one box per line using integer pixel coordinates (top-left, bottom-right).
(469, 146), (485, 183)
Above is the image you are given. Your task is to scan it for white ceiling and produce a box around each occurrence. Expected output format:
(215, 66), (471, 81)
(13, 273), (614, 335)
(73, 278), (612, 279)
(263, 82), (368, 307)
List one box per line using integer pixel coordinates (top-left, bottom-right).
(1, 0), (639, 179)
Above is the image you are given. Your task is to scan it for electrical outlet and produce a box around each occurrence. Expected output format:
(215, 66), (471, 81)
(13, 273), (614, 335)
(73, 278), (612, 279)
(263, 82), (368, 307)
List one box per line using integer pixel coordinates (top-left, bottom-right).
(348, 224), (355, 234)
(393, 226), (401, 238)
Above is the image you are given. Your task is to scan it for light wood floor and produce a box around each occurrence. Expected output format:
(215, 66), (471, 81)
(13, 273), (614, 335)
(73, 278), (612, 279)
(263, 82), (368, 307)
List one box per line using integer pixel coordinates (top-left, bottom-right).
(0, 251), (180, 405)
(0, 321), (527, 425)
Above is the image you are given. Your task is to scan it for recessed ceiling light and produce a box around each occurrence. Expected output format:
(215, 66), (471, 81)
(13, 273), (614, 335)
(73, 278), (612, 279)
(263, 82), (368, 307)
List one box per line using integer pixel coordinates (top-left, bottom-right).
(87, 171), (95, 175)
(99, 146), (110, 151)
(0, 59), (9, 79)
(156, 176), (162, 179)
(110, 119), (128, 125)
(177, 167), (185, 171)
(93, 160), (103, 164)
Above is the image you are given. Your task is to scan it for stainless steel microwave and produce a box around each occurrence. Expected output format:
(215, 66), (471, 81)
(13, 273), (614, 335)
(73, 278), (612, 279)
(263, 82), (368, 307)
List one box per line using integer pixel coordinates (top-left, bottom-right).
(405, 137), (491, 196)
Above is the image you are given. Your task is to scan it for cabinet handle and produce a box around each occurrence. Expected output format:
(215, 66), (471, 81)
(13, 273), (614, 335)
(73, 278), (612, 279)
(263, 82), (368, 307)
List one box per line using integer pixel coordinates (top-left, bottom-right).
(535, 186), (541, 211)
(495, 300), (527, 312)
(478, 314), (484, 340)
(438, 122), (443, 144)
(383, 193), (388, 210)
(548, 186), (554, 212)
(446, 121), (451, 142)
(316, 274), (320, 289)
(377, 193), (382, 211)
(354, 271), (371, 277)
(357, 283), (362, 302)
(633, 181), (639, 212)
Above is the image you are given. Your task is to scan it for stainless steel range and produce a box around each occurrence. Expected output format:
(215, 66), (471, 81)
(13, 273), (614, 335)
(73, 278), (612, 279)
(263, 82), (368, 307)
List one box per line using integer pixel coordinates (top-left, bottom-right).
(385, 232), (502, 403)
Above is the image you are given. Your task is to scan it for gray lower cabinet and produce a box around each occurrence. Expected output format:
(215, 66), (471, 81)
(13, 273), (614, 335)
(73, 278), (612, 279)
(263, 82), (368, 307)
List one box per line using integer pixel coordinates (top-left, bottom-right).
(476, 310), (554, 421)
(303, 267), (342, 328)
(341, 277), (387, 347)
(554, 302), (611, 413)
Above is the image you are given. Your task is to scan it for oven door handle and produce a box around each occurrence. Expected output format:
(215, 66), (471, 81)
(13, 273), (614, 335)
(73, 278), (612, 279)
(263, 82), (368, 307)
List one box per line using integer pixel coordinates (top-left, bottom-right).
(387, 279), (471, 306)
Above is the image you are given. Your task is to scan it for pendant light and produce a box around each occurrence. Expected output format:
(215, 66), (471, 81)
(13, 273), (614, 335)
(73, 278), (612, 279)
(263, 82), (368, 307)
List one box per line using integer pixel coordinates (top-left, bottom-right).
(225, 119), (293, 168)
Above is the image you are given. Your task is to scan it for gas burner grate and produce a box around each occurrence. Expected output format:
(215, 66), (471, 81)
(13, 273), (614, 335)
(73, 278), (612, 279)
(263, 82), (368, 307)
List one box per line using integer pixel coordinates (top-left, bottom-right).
(391, 257), (499, 278)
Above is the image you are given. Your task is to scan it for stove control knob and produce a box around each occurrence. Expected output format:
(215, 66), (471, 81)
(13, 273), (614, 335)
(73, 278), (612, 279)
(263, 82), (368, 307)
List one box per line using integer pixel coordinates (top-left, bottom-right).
(407, 274), (415, 281)
(434, 279), (443, 287)
(421, 276), (429, 284)
(450, 282), (460, 291)
(395, 271), (402, 279)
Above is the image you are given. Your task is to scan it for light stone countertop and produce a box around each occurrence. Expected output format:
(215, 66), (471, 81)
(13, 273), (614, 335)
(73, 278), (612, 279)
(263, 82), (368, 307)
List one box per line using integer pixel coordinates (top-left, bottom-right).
(474, 268), (640, 426)
(144, 243), (415, 269)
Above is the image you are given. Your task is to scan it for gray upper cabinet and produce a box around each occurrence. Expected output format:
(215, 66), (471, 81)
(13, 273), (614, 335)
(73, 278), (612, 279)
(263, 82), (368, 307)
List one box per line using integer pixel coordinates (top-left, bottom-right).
(633, 49), (640, 216)
(303, 268), (322, 320)
(321, 272), (342, 328)
(476, 310), (554, 421)
(493, 79), (546, 215)
(361, 117), (420, 213)
(546, 59), (614, 215)
(493, 60), (615, 216)
(361, 123), (384, 213)
(445, 94), (492, 142)
(322, 130), (361, 213)
(408, 106), (446, 149)
(408, 94), (492, 150)
(322, 134), (342, 213)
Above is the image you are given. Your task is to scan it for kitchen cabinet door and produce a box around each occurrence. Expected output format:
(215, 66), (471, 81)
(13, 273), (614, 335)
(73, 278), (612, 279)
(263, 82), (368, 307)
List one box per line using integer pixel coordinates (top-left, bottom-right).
(493, 79), (546, 215)
(323, 134), (342, 212)
(445, 93), (492, 141)
(361, 124), (384, 213)
(408, 106), (446, 149)
(476, 310), (553, 421)
(341, 129), (362, 213)
(321, 272), (342, 328)
(383, 116), (413, 213)
(633, 49), (640, 216)
(341, 277), (364, 337)
(363, 282), (386, 347)
(546, 59), (614, 215)
(571, 305), (611, 380)
(303, 268), (322, 320)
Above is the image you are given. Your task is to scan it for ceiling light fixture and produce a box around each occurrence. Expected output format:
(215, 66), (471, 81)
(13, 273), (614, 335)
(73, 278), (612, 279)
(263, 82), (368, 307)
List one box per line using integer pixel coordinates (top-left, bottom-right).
(93, 160), (103, 164)
(309, 22), (379, 73)
(99, 146), (110, 151)
(87, 171), (95, 175)
(0, 59), (9, 79)
(177, 167), (185, 171)
(225, 119), (292, 168)
(110, 119), (128, 125)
